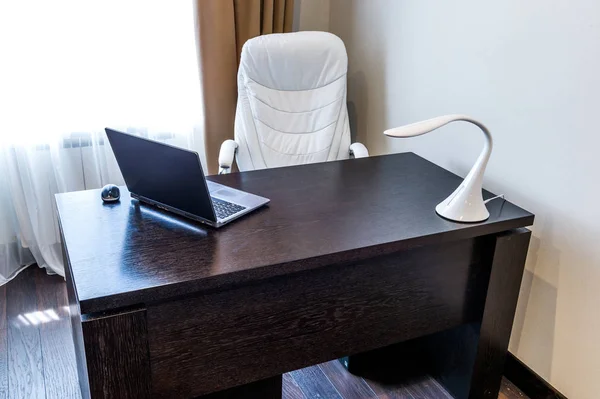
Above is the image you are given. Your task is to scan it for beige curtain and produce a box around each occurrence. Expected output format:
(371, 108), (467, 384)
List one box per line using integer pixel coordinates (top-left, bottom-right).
(196, 0), (294, 174)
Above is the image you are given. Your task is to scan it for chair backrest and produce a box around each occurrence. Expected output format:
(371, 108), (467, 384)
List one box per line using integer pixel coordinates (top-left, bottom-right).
(234, 32), (351, 171)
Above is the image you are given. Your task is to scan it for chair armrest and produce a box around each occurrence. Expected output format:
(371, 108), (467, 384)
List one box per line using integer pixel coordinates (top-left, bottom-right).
(218, 140), (238, 174)
(349, 142), (369, 158)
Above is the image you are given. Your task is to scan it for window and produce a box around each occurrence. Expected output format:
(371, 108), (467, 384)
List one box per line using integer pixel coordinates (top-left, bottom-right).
(0, 0), (203, 146)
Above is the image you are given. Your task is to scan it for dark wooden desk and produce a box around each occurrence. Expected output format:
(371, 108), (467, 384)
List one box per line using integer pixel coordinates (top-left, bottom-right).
(56, 153), (534, 399)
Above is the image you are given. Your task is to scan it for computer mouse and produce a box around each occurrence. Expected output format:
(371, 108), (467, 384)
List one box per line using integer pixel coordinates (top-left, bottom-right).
(101, 184), (120, 203)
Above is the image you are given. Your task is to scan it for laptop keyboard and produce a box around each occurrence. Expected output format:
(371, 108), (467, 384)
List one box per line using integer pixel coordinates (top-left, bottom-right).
(211, 197), (246, 220)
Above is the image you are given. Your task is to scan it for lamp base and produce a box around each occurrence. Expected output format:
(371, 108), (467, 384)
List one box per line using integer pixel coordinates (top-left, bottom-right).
(435, 207), (489, 223)
(435, 200), (490, 223)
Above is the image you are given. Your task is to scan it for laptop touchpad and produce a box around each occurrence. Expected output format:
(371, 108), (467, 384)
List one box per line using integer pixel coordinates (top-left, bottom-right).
(213, 188), (244, 200)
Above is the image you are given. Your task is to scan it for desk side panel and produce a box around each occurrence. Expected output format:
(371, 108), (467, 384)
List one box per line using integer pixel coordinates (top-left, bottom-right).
(81, 309), (151, 399)
(60, 221), (89, 399)
(147, 237), (492, 398)
(469, 228), (531, 399)
(357, 228), (531, 399)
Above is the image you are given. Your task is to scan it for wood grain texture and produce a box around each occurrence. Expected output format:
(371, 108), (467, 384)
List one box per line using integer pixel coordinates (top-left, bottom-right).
(199, 376), (282, 399)
(6, 266), (45, 399)
(406, 376), (453, 399)
(468, 229), (531, 399)
(0, 283), (6, 330)
(290, 365), (342, 399)
(0, 283), (6, 399)
(57, 154), (535, 398)
(370, 376), (451, 399)
(148, 237), (487, 398)
(340, 229), (531, 399)
(282, 373), (306, 399)
(354, 323), (481, 399)
(362, 378), (414, 399)
(319, 360), (377, 398)
(498, 378), (527, 399)
(81, 309), (151, 399)
(346, 229), (531, 399)
(35, 271), (80, 399)
(55, 153), (534, 314)
(1, 266), (528, 399)
(61, 224), (89, 399)
(0, 327), (7, 399)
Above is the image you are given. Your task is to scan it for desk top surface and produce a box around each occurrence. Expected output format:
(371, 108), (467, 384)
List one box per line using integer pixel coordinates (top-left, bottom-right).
(56, 153), (534, 314)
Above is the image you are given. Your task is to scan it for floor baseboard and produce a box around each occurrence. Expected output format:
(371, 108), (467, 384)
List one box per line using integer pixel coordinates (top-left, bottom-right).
(504, 353), (567, 399)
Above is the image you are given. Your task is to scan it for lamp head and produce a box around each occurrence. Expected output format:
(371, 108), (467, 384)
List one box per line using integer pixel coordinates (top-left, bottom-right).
(383, 114), (493, 223)
(384, 115), (466, 138)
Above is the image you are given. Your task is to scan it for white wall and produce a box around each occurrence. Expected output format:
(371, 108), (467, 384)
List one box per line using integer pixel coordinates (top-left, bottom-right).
(329, 1), (600, 398)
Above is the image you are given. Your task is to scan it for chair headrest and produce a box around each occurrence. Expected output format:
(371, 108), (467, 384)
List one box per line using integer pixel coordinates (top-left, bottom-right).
(240, 31), (348, 91)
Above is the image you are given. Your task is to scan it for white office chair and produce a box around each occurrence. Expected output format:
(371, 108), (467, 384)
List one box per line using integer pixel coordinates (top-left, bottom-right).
(218, 31), (368, 174)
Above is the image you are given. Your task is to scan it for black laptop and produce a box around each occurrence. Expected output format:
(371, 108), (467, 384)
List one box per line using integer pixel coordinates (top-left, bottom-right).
(105, 128), (269, 227)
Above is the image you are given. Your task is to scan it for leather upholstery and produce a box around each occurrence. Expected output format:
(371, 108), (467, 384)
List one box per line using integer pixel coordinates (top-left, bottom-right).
(233, 32), (353, 170)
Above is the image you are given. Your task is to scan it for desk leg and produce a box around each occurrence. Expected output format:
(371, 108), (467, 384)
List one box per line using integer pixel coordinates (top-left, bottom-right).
(197, 375), (282, 399)
(466, 228), (531, 398)
(80, 309), (152, 399)
(344, 228), (531, 399)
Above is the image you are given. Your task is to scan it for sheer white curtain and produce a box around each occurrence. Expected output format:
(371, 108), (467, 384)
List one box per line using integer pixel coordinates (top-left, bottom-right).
(0, 1), (204, 285)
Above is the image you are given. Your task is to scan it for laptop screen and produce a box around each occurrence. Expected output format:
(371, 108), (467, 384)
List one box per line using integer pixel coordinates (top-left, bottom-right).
(105, 128), (216, 222)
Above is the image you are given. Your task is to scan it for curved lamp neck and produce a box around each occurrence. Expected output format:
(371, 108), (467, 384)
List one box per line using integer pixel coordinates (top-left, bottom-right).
(450, 116), (492, 189)
(384, 114), (493, 183)
(384, 114), (493, 223)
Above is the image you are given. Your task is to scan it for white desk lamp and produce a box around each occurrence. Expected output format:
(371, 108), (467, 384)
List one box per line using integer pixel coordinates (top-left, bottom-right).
(384, 114), (493, 223)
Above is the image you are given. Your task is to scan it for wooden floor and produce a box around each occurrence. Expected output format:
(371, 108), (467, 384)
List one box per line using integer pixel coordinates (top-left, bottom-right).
(0, 266), (528, 399)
